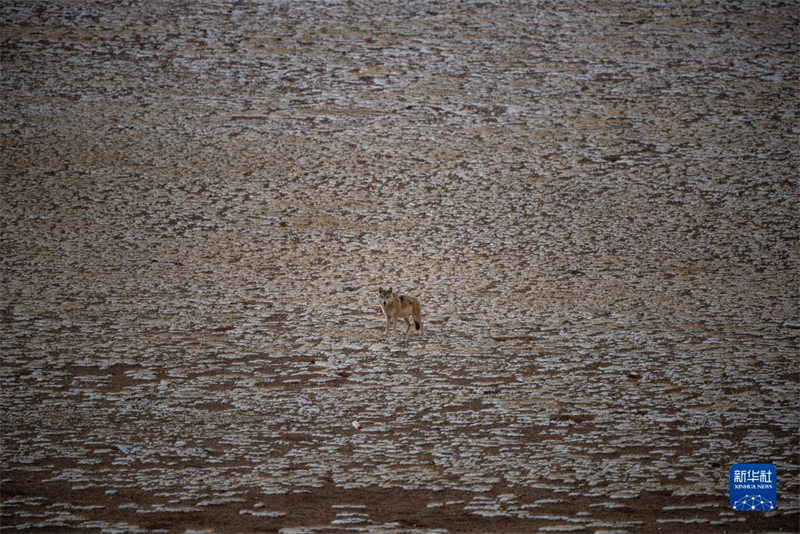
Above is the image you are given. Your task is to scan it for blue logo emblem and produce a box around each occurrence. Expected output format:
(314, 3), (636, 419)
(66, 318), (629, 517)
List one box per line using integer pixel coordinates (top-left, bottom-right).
(730, 464), (776, 511)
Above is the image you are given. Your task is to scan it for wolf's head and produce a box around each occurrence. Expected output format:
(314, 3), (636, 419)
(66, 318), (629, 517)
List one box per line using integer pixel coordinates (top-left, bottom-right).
(378, 287), (393, 307)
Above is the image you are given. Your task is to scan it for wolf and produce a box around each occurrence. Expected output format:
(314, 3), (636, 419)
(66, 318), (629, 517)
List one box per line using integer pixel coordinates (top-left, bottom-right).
(378, 287), (422, 337)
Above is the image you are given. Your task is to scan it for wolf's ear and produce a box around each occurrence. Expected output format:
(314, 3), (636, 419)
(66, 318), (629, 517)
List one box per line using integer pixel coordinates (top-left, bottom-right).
(378, 287), (383, 293)
(388, 287), (393, 294)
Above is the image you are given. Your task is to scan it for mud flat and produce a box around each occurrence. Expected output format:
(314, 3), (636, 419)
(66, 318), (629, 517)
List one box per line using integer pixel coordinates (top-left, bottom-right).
(1, 1), (798, 532)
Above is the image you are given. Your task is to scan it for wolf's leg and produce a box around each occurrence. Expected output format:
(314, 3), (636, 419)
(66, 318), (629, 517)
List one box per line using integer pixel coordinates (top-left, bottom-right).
(404, 317), (411, 337)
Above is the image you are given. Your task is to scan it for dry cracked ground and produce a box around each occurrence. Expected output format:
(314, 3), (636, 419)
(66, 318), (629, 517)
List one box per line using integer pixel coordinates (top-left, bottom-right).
(1, 1), (799, 533)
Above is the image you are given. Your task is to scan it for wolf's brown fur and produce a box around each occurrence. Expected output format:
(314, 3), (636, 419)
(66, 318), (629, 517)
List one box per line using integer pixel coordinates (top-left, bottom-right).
(379, 287), (422, 337)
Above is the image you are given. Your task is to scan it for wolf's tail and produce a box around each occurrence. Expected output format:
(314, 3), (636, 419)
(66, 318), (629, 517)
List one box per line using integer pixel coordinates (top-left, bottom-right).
(413, 300), (422, 331)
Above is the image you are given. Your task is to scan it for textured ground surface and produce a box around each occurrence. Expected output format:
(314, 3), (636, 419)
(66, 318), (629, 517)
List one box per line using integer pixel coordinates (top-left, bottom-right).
(2, 1), (799, 532)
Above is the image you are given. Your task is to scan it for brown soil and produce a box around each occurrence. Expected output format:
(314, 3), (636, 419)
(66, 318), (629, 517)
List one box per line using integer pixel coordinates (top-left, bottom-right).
(1, 1), (798, 532)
